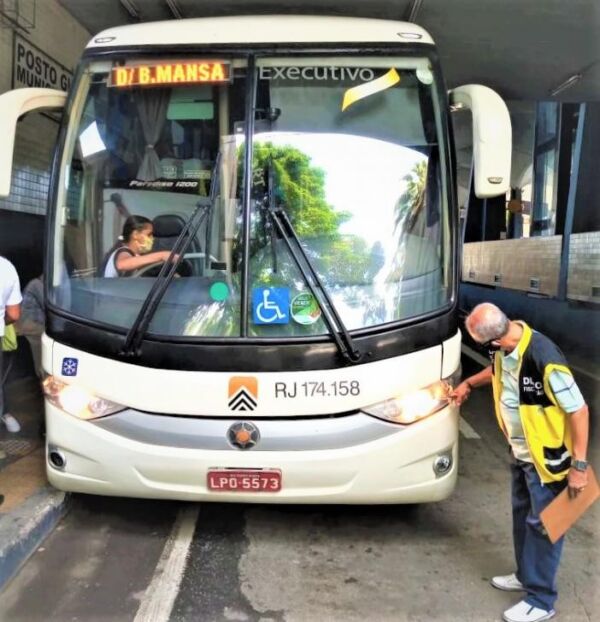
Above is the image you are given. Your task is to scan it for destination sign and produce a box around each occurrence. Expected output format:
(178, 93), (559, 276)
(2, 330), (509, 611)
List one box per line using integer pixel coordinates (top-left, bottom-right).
(110, 61), (231, 87)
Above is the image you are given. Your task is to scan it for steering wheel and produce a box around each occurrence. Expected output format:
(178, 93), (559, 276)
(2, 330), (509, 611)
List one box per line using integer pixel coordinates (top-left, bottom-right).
(132, 258), (193, 278)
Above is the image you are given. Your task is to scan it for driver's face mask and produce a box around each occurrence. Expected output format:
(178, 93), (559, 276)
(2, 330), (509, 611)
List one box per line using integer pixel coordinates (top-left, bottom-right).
(138, 233), (154, 254)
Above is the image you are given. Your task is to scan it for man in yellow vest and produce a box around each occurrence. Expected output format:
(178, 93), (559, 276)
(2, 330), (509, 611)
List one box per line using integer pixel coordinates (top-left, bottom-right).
(453, 303), (590, 622)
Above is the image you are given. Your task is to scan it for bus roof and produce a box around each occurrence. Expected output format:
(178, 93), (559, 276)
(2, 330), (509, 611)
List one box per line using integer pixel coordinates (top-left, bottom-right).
(87, 15), (434, 49)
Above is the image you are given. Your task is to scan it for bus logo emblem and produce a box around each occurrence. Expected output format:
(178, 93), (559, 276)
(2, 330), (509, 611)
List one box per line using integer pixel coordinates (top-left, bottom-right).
(228, 377), (258, 411)
(227, 421), (260, 450)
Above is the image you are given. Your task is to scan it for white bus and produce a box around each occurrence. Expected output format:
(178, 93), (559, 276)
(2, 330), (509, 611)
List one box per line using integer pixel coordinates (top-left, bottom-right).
(0, 15), (510, 503)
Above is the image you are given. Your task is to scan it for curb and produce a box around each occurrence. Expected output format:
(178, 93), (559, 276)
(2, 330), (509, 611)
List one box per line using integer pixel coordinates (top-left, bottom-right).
(0, 488), (70, 591)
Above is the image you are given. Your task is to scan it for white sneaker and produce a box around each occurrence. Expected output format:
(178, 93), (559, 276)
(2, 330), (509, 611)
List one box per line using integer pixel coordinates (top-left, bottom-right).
(1, 413), (21, 433)
(492, 573), (525, 591)
(503, 600), (555, 622)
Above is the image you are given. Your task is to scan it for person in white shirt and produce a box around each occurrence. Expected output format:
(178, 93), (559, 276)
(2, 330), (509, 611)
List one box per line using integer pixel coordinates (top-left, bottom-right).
(0, 256), (23, 434)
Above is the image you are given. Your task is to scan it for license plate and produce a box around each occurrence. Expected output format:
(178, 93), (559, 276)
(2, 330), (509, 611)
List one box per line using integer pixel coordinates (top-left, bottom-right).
(207, 469), (282, 492)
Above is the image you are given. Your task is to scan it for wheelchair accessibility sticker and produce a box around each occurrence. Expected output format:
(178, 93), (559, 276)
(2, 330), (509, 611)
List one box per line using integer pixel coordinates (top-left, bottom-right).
(252, 287), (290, 324)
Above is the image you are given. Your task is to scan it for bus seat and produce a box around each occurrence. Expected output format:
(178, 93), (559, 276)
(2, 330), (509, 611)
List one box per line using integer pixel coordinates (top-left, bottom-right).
(151, 214), (200, 276)
(152, 214), (188, 252)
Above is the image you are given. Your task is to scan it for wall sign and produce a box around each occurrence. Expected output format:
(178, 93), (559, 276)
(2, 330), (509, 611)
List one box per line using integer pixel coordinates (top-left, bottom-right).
(12, 33), (73, 91)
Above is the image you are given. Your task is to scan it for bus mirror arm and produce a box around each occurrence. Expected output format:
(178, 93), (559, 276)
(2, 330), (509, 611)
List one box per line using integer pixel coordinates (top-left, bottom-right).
(450, 84), (512, 199)
(0, 88), (67, 197)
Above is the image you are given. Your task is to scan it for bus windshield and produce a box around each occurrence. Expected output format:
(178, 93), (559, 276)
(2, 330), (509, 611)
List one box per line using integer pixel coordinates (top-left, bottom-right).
(49, 55), (452, 339)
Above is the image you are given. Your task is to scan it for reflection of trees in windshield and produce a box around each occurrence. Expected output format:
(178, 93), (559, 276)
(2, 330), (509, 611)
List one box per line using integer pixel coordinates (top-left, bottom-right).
(249, 140), (387, 333)
(385, 157), (444, 319)
(251, 141), (380, 283)
(183, 143), (443, 336)
(184, 302), (236, 337)
(394, 160), (427, 236)
(387, 157), (433, 283)
(183, 274), (241, 337)
(252, 141), (349, 234)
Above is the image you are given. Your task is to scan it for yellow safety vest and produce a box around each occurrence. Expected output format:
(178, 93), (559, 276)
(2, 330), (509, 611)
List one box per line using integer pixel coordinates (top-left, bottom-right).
(491, 322), (574, 483)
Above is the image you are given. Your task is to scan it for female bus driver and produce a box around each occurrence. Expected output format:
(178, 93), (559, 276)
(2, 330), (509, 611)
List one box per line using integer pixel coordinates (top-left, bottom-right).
(102, 215), (174, 277)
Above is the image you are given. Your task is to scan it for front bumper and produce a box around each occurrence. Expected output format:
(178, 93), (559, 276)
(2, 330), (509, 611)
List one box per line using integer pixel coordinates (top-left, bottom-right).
(45, 402), (459, 504)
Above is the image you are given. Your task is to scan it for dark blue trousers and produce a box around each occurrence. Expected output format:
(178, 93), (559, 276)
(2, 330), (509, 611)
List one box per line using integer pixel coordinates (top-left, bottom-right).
(511, 458), (567, 611)
(0, 349), (15, 415)
(0, 349), (6, 415)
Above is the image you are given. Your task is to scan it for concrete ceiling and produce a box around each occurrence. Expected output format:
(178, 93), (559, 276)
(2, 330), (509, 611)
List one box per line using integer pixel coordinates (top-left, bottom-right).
(56, 0), (599, 102)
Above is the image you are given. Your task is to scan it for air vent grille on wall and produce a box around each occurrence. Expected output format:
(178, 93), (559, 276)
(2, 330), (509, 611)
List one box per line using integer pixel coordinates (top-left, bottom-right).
(0, 0), (36, 32)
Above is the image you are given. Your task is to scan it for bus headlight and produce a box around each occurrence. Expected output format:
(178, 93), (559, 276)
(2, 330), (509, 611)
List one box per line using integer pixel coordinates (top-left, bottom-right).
(362, 380), (451, 425)
(42, 375), (125, 420)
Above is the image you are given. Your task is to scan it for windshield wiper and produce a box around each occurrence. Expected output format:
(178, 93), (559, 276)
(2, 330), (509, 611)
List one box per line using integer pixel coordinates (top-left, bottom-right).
(261, 167), (362, 364)
(120, 153), (221, 358)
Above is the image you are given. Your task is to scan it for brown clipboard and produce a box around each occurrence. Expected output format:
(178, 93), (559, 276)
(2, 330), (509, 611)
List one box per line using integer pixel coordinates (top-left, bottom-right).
(540, 467), (600, 544)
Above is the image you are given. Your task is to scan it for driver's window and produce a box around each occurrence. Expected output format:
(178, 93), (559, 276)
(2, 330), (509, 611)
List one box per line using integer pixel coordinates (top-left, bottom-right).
(52, 59), (249, 337)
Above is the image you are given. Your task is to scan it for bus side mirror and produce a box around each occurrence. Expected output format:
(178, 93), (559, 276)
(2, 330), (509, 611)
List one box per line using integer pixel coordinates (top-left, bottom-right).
(450, 84), (511, 199)
(0, 88), (67, 197)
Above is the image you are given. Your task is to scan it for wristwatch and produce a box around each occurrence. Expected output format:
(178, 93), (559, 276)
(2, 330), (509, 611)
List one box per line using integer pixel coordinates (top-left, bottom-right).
(571, 459), (588, 472)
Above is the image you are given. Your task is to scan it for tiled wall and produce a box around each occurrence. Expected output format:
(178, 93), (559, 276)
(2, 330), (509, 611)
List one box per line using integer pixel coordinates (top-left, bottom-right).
(462, 237), (563, 297)
(0, 115), (60, 216)
(567, 232), (600, 302)
(0, 0), (89, 216)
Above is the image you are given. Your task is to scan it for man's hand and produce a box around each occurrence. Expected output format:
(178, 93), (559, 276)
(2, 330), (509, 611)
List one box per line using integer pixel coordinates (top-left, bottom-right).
(450, 381), (472, 406)
(5, 303), (21, 325)
(567, 467), (589, 499)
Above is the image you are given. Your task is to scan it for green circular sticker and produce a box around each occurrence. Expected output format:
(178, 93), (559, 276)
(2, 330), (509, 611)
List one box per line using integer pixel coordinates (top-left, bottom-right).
(209, 281), (229, 302)
(291, 292), (321, 325)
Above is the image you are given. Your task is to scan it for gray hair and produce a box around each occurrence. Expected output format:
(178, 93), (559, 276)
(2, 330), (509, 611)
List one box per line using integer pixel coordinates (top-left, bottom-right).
(466, 303), (510, 342)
